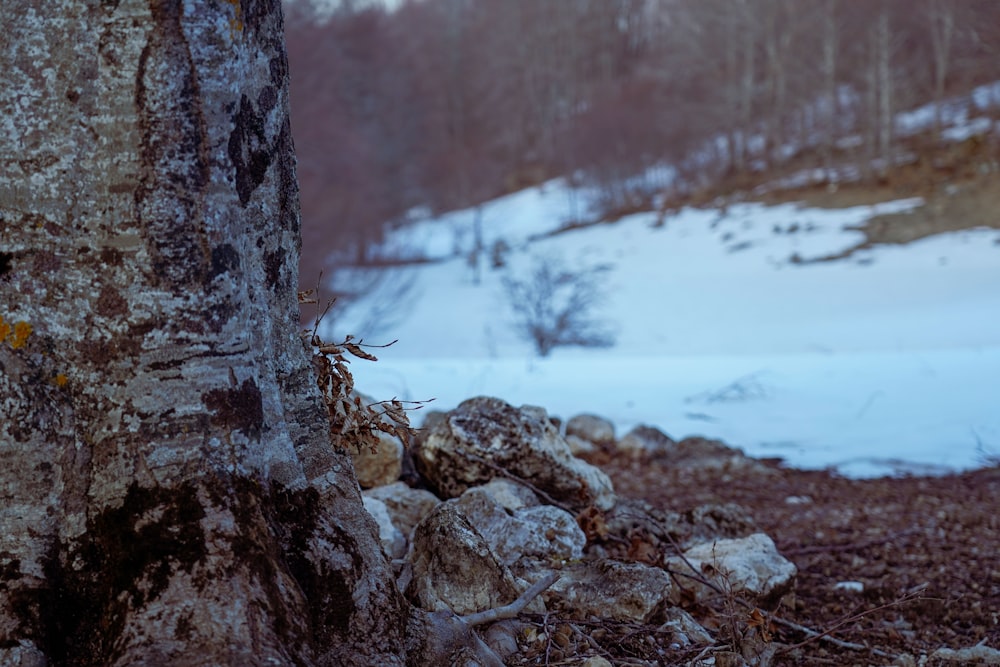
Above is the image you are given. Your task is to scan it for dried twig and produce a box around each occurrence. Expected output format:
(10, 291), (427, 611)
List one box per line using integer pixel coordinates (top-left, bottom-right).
(462, 572), (560, 627)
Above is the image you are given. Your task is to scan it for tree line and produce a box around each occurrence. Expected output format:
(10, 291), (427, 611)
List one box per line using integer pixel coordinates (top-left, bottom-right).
(286, 0), (1000, 283)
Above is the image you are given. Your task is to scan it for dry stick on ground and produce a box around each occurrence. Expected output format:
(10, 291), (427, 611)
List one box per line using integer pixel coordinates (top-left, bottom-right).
(772, 585), (929, 657)
(462, 572), (560, 627)
(660, 530), (921, 660)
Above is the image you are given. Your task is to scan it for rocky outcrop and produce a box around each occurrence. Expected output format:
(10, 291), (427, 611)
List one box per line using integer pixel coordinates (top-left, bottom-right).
(411, 396), (615, 511)
(353, 395), (799, 664)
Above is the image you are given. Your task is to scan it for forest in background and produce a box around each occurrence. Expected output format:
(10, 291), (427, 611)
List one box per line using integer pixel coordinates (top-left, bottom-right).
(284, 0), (1000, 288)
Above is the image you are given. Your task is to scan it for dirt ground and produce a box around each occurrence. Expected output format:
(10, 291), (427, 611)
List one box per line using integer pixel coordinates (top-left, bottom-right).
(512, 455), (1000, 666)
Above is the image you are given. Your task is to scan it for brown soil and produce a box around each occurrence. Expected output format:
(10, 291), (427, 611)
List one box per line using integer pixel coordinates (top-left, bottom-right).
(679, 127), (1000, 260)
(514, 457), (1000, 666)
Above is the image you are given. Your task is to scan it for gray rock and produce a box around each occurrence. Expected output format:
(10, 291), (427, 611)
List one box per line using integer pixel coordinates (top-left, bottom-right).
(361, 495), (406, 560)
(617, 424), (676, 456)
(405, 503), (523, 615)
(665, 533), (797, 605)
(451, 486), (585, 568)
(473, 478), (540, 511)
(412, 396), (615, 511)
(565, 413), (615, 448)
(363, 481), (441, 544)
(565, 433), (598, 456)
(544, 559), (674, 623)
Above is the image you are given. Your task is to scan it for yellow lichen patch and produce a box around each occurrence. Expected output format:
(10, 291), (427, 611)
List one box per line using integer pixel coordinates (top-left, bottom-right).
(10, 320), (31, 349)
(53, 373), (69, 387)
(223, 0), (243, 37)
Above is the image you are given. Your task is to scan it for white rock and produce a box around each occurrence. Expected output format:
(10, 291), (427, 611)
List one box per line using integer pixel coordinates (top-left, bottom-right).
(546, 559), (673, 623)
(665, 533), (796, 604)
(617, 424), (676, 456)
(565, 413), (615, 447)
(474, 478), (540, 511)
(451, 486), (585, 567)
(405, 503), (524, 615)
(361, 496), (406, 560)
(565, 433), (598, 456)
(834, 580), (864, 593)
(413, 396), (615, 511)
(363, 481), (441, 543)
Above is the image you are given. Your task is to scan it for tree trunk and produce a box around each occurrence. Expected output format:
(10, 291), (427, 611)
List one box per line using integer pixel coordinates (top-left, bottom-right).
(0, 1), (408, 665)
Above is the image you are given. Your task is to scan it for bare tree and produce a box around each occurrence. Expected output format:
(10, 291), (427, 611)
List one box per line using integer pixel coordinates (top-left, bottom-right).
(502, 253), (616, 357)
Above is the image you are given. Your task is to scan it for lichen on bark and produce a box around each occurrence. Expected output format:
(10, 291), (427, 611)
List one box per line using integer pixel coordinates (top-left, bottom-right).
(0, 1), (409, 664)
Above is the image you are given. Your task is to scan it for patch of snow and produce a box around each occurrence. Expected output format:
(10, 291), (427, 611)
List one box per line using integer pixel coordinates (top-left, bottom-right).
(331, 177), (1000, 478)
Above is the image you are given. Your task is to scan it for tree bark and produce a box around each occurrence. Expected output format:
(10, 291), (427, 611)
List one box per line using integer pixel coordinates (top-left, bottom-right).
(0, 1), (408, 665)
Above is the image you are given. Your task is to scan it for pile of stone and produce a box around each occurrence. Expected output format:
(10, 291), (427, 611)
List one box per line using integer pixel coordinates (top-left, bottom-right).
(351, 396), (796, 666)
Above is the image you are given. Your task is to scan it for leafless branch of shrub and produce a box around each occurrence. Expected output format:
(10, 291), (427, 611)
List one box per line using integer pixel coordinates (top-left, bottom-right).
(501, 252), (616, 357)
(300, 279), (430, 452)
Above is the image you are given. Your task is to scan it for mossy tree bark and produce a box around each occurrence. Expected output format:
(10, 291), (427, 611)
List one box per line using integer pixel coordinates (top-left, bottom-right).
(0, 1), (408, 665)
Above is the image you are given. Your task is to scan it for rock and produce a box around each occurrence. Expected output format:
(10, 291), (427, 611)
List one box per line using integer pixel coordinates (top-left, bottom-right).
(412, 396), (615, 511)
(363, 481), (441, 544)
(617, 424), (676, 456)
(665, 533), (797, 605)
(597, 497), (756, 556)
(362, 496), (406, 560)
(580, 657), (613, 667)
(350, 431), (403, 488)
(405, 503), (524, 615)
(565, 413), (615, 448)
(473, 478), (539, 511)
(545, 559), (673, 623)
(683, 503), (757, 547)
(482, 619), (527, 662)
(671, 437), (776, 474)
(659, 607), (714, 647)
(565, 434), (598, 456)
(450, 485), (586, 568)
(929, 644), (1000, 664)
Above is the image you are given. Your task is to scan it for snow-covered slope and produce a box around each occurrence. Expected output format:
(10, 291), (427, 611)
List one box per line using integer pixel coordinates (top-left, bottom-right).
(328, 183), (1000, 477)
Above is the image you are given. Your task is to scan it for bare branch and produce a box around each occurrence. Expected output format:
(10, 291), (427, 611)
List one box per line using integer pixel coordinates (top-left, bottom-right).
(462, 572), (561, 628)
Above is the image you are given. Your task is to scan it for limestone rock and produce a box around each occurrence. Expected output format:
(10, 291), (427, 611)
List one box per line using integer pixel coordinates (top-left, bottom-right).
(412, 396), (615, 511)
(350, 431), (403, 488)
(545, 559), (673, 623)
(671, 437), (777, 474)
(665, 533), (796, 604)
(363, 481), (441, 544)
(565, 434), (598, 456)
(617, 424), (676, 456)
(473, 478), (540, 511)
(565, 413), (615, 448)
(451, 485), (586, 568)
(659, 607), (714, 647)
(362, 495), (406, 560)
(405, 503), (523, 615)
